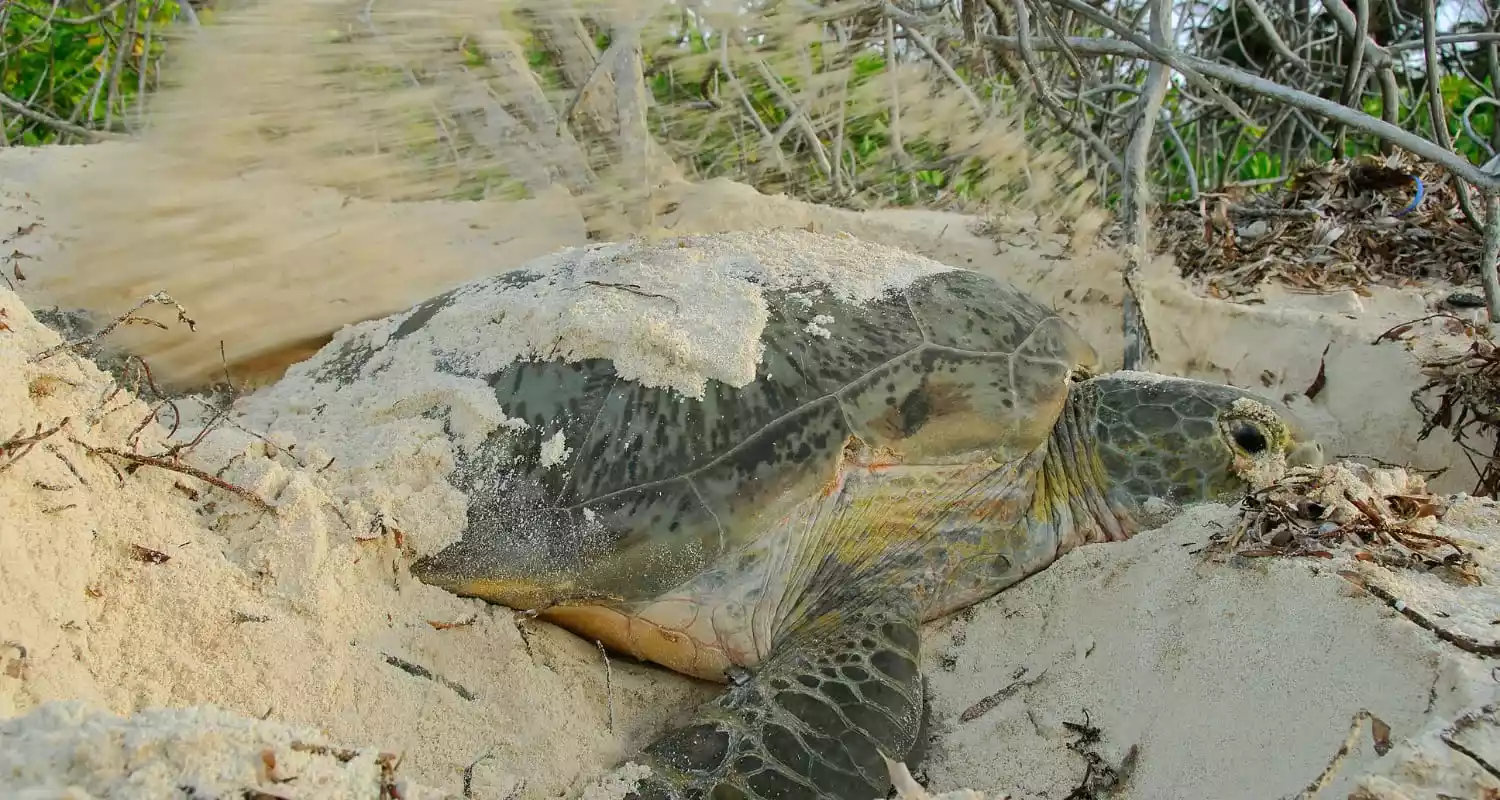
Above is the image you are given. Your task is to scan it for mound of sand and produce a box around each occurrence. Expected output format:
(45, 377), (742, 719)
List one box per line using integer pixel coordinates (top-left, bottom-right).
(924, 496), (1500, 800)
(5, 214), (1500, 799)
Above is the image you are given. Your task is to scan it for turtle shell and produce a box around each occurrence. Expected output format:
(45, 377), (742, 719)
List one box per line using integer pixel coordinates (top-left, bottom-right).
(317, 233), (1098, 609)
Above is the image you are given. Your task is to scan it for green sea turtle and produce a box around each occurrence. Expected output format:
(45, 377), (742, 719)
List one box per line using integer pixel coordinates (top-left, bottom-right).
(305, 230), (1322, 800)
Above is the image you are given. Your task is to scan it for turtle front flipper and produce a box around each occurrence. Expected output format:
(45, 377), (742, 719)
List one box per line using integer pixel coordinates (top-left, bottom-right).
(626, 596), (922, 800)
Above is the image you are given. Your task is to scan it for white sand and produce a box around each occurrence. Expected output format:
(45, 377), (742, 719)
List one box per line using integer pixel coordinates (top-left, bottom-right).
(923, 498), (1500, 800)
(6, 149), (1500, 799)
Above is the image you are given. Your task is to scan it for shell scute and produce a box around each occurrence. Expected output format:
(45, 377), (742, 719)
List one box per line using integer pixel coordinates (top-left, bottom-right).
(688, 396), (852, 548)
(904, 269), (1053, 352)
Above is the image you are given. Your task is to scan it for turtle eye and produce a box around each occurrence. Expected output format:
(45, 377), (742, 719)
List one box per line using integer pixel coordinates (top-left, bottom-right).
(1232, 423), (1268, 454)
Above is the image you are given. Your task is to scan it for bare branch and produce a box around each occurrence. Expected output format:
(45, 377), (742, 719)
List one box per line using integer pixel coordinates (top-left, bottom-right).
(1482, 192), (1500, 332)
(886, 12), (985, 120)
(750, 57), (833, 179)
(1120, 0), (1171, 370)
(996, 0), (1125, 177)
(1028, 0), (1254, 126)
(1420, 0), (1480, 229)
(0, 92), (119, 142)
(1331, 0), (1370, 151)
(973, 32), (1500, 190)
(1238, 0), (1310, 73)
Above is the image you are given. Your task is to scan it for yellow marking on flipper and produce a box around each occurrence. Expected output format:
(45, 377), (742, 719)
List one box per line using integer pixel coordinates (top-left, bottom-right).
(818, 461), (1003, 568)
(541, 604), (733, 683)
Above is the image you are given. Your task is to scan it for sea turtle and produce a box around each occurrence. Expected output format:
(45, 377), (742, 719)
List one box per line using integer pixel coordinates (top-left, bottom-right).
(306, 230), (1322, 800)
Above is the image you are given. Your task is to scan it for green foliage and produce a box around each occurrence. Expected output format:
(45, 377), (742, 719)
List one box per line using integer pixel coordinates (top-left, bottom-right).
(1, 0), (179, 144)
(7, 1), (1499, 217)
(1150, 74), (1497, 204)
(1442, 73), (1497, 166)
(640, 26), (985, 207)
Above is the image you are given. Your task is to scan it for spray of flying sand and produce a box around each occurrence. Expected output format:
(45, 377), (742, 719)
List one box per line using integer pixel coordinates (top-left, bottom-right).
(29, 0), (1103, 389)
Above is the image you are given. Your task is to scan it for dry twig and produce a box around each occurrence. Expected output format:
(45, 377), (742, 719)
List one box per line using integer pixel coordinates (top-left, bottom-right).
(28, 291), (196, 365)
(1375, 317), (1500, 497)
(76, 439), (276, 513)
(1294, 709), (1393, 799)
(0, 417), (70, 474)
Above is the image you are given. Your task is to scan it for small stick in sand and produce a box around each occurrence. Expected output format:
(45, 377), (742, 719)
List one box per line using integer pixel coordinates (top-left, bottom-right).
(0, 417), (70, 473)
(1370, 313), (1473, 345)
(597, 639), (616, 734)
(1294, 709), (1391, 799)
(379, 653), (476, 701)
(1438, 703), (1500, 781)
(187, 395), (308, 468)
(511, 613), (536, 659)
(462, 752), (493, 799)
(288, 741), (405, 799)
(75, 438), (276, 514)
(1353, 578), (1500, 657)
(959, 666), (1049, 723)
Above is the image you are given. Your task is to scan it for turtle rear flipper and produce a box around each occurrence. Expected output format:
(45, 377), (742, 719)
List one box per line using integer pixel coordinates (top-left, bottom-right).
(627, 596), (923, 800)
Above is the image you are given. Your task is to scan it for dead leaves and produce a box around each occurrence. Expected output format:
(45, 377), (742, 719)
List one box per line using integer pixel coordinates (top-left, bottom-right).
(1213, 463), (1477, 584)
(1154, 153), (1479, 296)
(1212, 462), (1500, 658)
(1304, 343), (1331, 401)
(128, 544), (172, 565)
(1377, 316), (1500, 497)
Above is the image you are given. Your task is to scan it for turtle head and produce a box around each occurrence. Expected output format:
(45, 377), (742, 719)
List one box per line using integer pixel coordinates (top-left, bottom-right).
(1061, 370), (1323, 526)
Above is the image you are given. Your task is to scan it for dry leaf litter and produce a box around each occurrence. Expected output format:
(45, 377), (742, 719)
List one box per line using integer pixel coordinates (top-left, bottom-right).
(1154, 152), (1483, 297)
